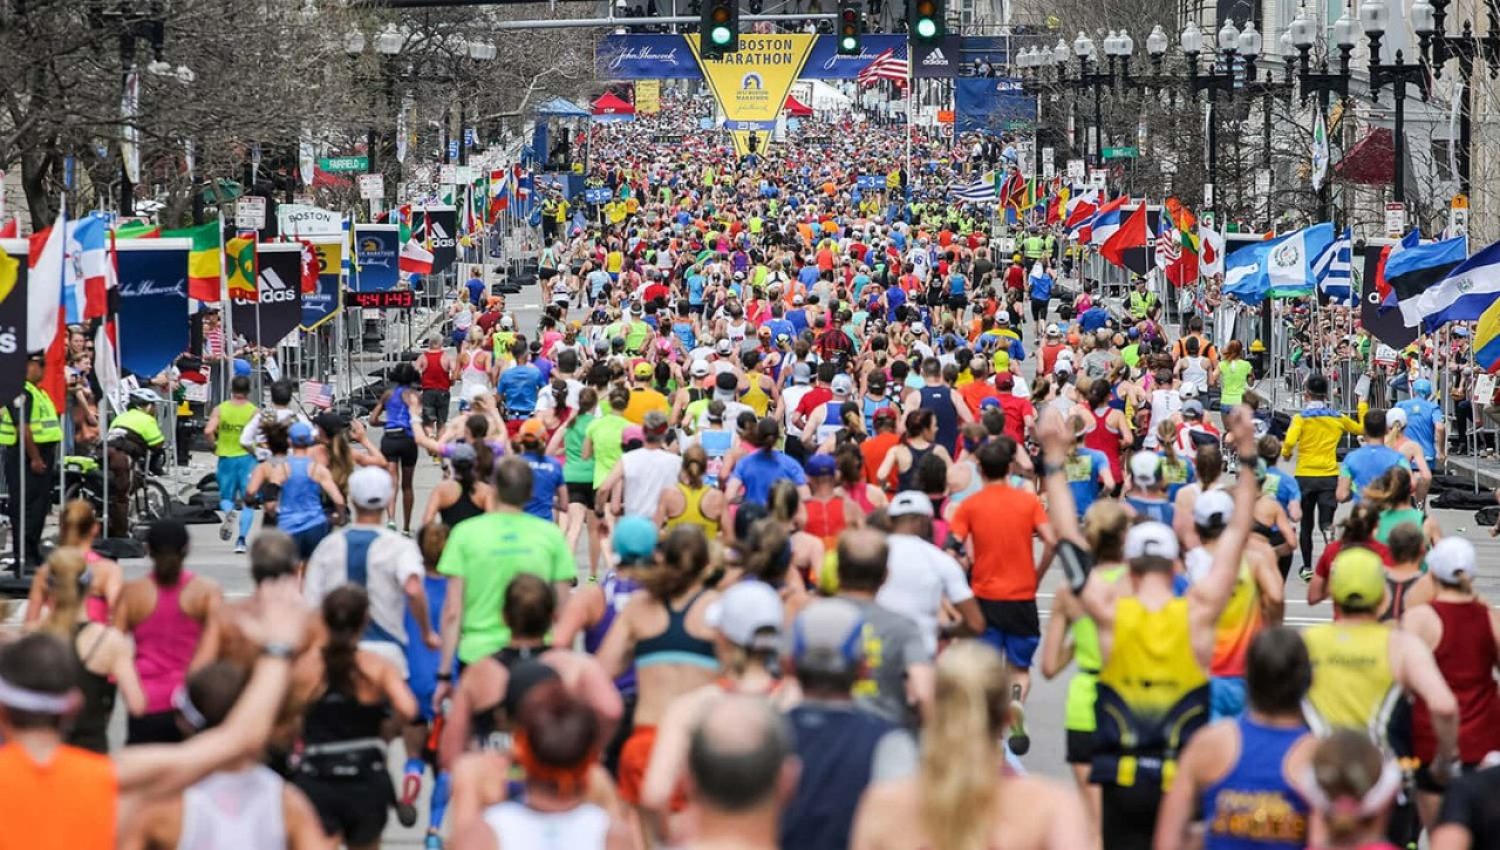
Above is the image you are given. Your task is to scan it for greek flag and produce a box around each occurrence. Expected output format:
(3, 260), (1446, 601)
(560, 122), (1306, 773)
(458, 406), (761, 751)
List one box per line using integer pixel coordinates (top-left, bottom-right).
(1312, 226), (1354, 304)
(948, 172), (997, 204)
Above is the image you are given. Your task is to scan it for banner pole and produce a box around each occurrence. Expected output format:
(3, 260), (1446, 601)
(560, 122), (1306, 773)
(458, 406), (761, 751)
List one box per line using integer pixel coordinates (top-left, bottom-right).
(17, 393), (25, 571)
(56, 192), (67, 522)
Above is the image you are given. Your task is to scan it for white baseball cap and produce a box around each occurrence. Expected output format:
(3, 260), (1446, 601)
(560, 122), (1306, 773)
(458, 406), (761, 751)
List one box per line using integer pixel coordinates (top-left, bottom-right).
(349, 467), (394, 510)
(1427, 537), (1477, 586)
(706, 582), (784, 651)
(1129, 452), (1161, 486)
(1124, 522), (1180, 561)
(888, 491), (935, 518)
(1193, 489), (1235, 528)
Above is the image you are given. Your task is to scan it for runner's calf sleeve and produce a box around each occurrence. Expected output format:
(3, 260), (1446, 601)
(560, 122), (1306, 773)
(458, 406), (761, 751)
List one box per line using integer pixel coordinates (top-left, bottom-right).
(430, 770), (452, 832)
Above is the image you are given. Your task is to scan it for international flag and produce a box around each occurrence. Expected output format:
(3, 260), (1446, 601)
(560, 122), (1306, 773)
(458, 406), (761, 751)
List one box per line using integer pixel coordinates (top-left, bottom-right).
(857, 48), (909, 87)
(1224, 223), (1335, 303)
(1087, 195), (1129, 246)
(163, 220), (223, 302)
(1410, 237), (1500, 329)
(302, 380), (335, 410)
(226, 236), (258, 301)
(114, 220), (160, 240)
(1473, 295), (1500, 372)
(948, 172), (997, 203)
(1199, 224), (1225, 277)
(1385, 235), (1467, 326)
(1100, 204), (1150, 268)
(1154, 214), (1181, 269)
(0, 218), (16, 239)
(1311, 226), (1354, 304)
(1065, 190), (1100, 240)
(58, 213), (113, 324)
(399, 240), (434, 276)
(297, 240), (319, 294)
(24, 212), (67, 405)
(1045, 185), (1069, 225)
(1374, 230), (1424, 310)
(1311, 109), (1329, 191)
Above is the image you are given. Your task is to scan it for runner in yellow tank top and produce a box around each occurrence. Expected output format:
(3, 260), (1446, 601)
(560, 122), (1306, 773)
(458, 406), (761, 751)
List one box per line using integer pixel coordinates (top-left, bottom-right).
(739, 363), (772, 417)
(655, 446), (724, 539)
(1302, 546), (1459, 767)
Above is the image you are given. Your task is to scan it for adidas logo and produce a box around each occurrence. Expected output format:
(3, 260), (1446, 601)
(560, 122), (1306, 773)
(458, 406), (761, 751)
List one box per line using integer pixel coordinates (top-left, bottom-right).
(921, 48), (949, 66)
(259, 267), (299, 303)
(427, 220), (456, 249)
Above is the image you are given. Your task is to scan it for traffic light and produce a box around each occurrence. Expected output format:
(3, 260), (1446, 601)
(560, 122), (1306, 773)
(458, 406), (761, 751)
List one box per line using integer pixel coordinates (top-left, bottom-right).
(907, 0), (943, 43)
(837, 0), (863, 55)
(700, 0), (739, 58)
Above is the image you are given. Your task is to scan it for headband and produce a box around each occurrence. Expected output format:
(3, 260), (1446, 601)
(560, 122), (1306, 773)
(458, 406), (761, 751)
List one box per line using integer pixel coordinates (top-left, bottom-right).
(172, 685), (208, 731)
(510, 729), (597, 797)
(0, 675), (79, 715)
(1297, 759), (1403, 818)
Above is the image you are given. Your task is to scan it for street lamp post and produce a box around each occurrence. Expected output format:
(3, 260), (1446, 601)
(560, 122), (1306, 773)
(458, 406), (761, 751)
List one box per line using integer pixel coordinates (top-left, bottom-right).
(1071, 31), (1109, 165)
(1290, 5), (1355, 222)
(1360, 0), (1427, 206)
(1182, 21), (1237, 222)
(1410, 0), (1500, 197)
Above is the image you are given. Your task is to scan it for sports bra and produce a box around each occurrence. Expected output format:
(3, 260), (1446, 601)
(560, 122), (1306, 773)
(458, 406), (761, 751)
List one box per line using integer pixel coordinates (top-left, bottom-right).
(896, 442), (935, 492)
(470, 645), (551, 749)
(636, 589), (717, 670)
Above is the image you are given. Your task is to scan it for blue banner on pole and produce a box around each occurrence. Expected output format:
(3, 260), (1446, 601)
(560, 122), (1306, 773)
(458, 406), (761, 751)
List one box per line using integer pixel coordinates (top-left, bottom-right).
(301, 243), (342, 330)
(954, 77), (1036, 133)
(594, 34), (908, 80)
(116, 245), (189, 379)
(353, 226), (399, 292)
(802, 35), (908, 79)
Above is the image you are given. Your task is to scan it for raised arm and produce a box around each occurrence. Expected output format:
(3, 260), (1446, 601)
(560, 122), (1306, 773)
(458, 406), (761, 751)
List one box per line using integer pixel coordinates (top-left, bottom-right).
(1191, 407), (1260, 623)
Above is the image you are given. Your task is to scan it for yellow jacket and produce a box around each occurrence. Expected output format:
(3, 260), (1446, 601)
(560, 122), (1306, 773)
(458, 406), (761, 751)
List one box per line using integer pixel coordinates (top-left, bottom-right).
(1282, 402), (1365, 477)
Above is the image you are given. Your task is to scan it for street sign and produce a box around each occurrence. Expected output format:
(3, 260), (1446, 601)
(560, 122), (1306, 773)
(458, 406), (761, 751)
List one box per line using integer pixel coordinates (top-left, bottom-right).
(447, 140), (459, 159)
(464, 128), (477, 148)
(856, 175), (884, 189)
(438, 164), (458, 185)
(1101, 146), (1139, 160)
(1067, 159), (1086, 181)
(1385, 202), (1406, 237)
(1088, 168), (1107, 189)
(235, 196), (266, 230)
(1204, 183), (1215, 208)
(1041, 147), (1055, 180)
(584, 188), (612, 204)
(319, 156), (368, 173)
(358, 174), (385, 201)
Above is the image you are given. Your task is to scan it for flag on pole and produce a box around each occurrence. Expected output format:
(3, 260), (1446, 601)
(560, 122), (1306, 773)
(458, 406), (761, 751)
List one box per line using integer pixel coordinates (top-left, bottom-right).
(948, 172), (997, 203)
(857, 48), (910, 87)
(1100, 204), (1150, 268)
(1311, 109), (1329, 191)
(1199, 224), (1226, 277)
(297, 240), (319, 294)
(302, 380), (335, 410)
(1087, 195), (1129, 246)
(1374, 230), (1423, 310)
(1311, 226), (1354, 303)
(1473, 295), (1500, 372)
(1386, 235), (1467, 326)
(0, 218), (16, 239)
(163, 220), (224, 302)
(226, 236), (258, 301)
(1410, 237), (1500, 329)
(399, 240), (434, 276)
(26, 211), (66, 352)
(114, 220), (160, 239)
(1154, 213), (1181, 270)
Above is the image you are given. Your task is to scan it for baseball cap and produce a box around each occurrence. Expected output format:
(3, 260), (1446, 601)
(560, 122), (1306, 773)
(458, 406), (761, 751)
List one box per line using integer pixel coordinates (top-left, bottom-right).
(1182, 399), (1206, 419)
(518, 419), (547, 440)
(690, 359), (712, 378)
(995, 312), (1011, 325)
(1053, 360), (1074, 376)
(789, 598), (865, 675)
(831, 374), (854, 396)
(873, 406), (897, 424)
(1413, 378), (1434, 397)
(349, 466), (394, 510)
(1045, 323), (1061, 337)
(633, 361), (654, 379)
(1330, 546), (1386, 609)
(1129, 452), (1161, 486)
(1124, 521), (1180, 561)
(613, 515), (658, 565)
(1193, 489), (1234, 528)
(289, 421), (316, 447)
(706, 581), (784, 651)
(793, 293), (805, 304)
(232, 358), (254, 377)
(643, 410), (670, 436)
(446, 442), (478, 466)
(980, 394), (1004, 409)
(888, 490), (935, 517)
(792, 362), (813, 385)
(716, 338), (734, 356)
(806, 453), (838, 476)
(622, 425), (645, 446)
(1426, 537), (1477, 586)
(1386, 407), (1408, 430)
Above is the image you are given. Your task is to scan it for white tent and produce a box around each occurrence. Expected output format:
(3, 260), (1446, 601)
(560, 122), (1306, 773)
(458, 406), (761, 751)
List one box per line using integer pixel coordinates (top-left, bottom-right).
(806, 79), (853, 113)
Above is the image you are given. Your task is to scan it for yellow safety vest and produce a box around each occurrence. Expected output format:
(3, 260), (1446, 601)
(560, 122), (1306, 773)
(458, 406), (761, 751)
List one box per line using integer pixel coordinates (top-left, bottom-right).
(0, 383), (63, 446)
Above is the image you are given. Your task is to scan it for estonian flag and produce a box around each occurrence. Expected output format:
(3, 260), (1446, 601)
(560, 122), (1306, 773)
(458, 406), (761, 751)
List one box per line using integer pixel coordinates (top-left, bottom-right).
(1385, 235), (1468, 327)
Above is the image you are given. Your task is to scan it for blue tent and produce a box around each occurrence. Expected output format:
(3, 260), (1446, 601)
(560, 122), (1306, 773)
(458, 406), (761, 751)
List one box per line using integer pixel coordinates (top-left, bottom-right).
(535, 97), (590, 118)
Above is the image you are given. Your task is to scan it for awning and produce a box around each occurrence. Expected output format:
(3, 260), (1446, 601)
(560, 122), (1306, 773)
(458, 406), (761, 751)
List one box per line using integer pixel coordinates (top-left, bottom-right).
(591, 92), (635, 115)
(1333, 127), (1394, 186)
(784, 95), (813, 117)
(535, 97), (590, 118)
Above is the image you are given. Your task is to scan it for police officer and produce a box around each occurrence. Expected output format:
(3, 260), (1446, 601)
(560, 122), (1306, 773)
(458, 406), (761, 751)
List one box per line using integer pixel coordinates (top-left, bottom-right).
(1022, 227), (1046, 262)
(2, 353), (63, 568)
(1128, 276), (1158, 321)
(107, 388), (167, 534)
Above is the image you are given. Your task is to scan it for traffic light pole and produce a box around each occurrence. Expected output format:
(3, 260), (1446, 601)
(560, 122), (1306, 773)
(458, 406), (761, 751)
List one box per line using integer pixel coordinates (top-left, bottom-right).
(476, 12), (836, 29)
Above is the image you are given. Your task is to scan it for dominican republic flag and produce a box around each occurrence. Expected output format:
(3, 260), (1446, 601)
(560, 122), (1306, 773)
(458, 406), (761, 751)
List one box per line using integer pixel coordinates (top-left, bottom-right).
(399, 240), (434, 276)
(1087, 195), (1129, 247)
(1100, 203), (1150, 268)
(1312, 227), (1354, 304)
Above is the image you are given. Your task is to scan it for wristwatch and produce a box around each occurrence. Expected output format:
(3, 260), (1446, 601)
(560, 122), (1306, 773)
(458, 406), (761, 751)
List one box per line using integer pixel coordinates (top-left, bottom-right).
(262, 641), (295, 661)
(1040, 460), (1066, 477)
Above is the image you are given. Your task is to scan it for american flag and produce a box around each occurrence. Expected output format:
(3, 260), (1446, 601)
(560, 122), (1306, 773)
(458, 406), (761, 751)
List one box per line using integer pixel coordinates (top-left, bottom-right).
(303, 380), (334, 410)
(857, 48), (909, 87)
(1154, 216), (1182, 270)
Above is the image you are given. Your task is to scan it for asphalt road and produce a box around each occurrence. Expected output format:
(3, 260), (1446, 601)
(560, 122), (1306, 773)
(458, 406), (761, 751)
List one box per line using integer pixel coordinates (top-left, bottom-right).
(21, 277), (1500, 846)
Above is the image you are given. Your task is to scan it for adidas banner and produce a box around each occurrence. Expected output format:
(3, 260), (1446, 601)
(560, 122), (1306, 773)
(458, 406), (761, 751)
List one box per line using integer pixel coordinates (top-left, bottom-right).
(232, 244), (302, 346)
(911, 37), (960, 79)
(411, 206), (458, 277)
(116, 240), (191, 379)
(0, 239), (28, 407)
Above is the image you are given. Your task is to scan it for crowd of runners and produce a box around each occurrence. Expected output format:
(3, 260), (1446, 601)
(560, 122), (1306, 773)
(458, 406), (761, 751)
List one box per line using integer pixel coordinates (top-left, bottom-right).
(5, 98), (1500, 850)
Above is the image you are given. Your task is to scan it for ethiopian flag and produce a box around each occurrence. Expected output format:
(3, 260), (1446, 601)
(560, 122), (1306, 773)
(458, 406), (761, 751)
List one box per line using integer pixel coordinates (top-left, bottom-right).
(163, 221), (222, 302)
(226, 236), (258, 301)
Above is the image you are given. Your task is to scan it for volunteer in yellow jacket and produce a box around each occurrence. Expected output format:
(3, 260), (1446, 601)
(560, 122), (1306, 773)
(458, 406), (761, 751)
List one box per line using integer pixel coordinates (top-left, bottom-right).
(1281, 374), (1365, 579)
(1046, 406), (1260, 850)
(2, 353), (63, 568)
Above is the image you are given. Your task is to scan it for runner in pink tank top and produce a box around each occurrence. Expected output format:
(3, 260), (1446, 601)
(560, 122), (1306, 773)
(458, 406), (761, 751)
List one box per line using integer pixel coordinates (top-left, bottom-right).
(1083, 405), (1124, 483)
(133, 570), (203, 713)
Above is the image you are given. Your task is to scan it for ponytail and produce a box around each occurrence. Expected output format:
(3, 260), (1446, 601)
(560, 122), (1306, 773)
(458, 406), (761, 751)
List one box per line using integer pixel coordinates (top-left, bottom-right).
(57, 500), (97, 548)
(39, 547), (89, 640)
(920, 642), (1007, 850)
(681, 445), (707, 489)
(321, 585), (369, 696)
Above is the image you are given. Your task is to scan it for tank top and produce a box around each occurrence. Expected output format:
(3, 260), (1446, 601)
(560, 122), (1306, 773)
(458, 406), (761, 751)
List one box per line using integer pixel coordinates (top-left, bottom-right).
(1092, 597), (1210, 790)
(459, 352), (491, 402)
(636, 590), (717, 670)
(214, 401), (256, 458)
(1379, 571), (1424, 623)
(1181, 356), (1210, 393)
(440, 480), (485, 526)
(896, 442), (935, 492)
(1302, 622), (1399, 743)
(1084, 406), (1124, 482)
(1200, 718), (1310, 850)
(1211, 562), (1265, 678)
(68, 623), (116, 754)
(1411, 599), (1500, 763)
(803, 495), (848, 547)
(741, 376), (771, 416)
(470, 647), (551, 749)
(861, 395), (886, 434)
(276, 457), (326, 535)
(135, 571), (202, 713)
(1126, 495), (1175, 525)
(699, 428), (733, 487)
(302, 685), (388, 749)
(0, 741), (117, 849)
(725, 319), (748, 344)
(1065, 612), (1106, 733)
(482, 800), (610, 850)
(842, 483), (876, 514)
(420, 351), (451, 391)
(384, 389), (414, 435)
(584, 573), (642, 696)
(1375, 508), (1425, 544)
(816, 400), (843, 445)
(918, 386), (959, 453)
(948, 459), (983, 509)
(665, 483), (719, 538)
(179, 766), (287, 850)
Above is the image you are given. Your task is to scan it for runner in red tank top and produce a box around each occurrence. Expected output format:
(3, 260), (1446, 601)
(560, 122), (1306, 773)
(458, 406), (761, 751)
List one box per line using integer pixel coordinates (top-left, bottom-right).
(417, 338), (454, 434)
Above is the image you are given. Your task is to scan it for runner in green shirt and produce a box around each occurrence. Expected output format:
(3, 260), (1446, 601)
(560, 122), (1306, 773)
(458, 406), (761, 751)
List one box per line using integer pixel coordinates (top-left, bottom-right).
(583, 386), (632, 490)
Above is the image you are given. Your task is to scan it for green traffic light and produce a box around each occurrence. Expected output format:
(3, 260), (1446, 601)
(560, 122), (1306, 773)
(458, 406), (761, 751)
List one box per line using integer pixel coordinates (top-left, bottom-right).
(914, 17), (937, 38)
(711, 25), (732, 44)
(840, 35), (857, 50)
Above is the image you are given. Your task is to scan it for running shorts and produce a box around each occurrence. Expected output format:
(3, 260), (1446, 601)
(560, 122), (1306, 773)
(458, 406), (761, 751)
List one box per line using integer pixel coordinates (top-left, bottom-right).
(1066, 729), (1097, 765)
(421, 389), (451, 429)
(215, 454), (256, 507)
(1031, 298), (1050, 321)
(381, 431), (420, 468)
(295, 769), (393, 846)
(977, 599), (1041, 670)
(566, 482), (597, 508)
(617, 725), (688, 812)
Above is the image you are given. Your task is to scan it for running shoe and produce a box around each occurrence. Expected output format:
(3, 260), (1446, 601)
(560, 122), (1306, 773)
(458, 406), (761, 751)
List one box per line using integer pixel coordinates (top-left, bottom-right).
(424, 833), (443, 850)
(397, 773), (421, 827)
(233, 539), (247, 555)
(1007, 683), (1030, 756)
(219, 509), (237, 541)
(1298, 564), (1314, 583)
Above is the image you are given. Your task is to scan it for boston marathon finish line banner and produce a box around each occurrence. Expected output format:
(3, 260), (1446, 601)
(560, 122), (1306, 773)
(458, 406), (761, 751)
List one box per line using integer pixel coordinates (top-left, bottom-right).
(597, 34), (909, 80)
